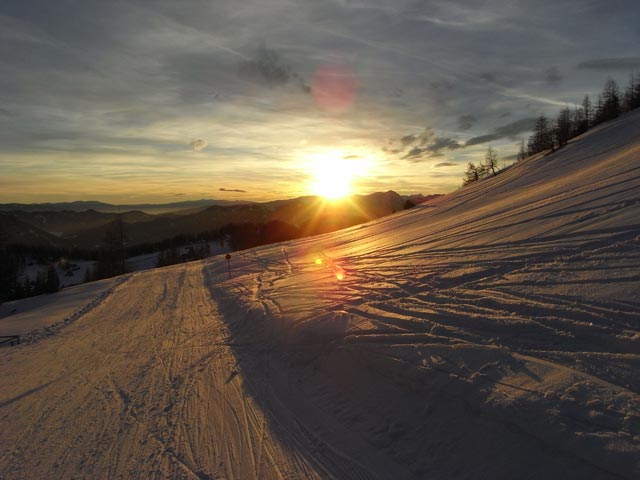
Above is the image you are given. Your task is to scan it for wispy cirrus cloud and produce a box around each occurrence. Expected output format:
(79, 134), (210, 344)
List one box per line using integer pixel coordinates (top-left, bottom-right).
(465, 117), (537, 147)
(434, 162), (457, 167)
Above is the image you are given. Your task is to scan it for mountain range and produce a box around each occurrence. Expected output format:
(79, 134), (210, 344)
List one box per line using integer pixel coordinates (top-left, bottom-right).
(0, 192), (438, 250)
(0, 199), (253, 214)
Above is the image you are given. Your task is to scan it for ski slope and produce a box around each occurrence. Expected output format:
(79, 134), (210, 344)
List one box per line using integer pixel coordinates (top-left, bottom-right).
(1, 110), (639, 479)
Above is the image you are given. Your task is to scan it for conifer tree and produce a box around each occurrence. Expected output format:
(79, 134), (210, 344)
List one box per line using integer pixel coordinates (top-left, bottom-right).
(582, 95), (592, 130)
(571, 106), (585, 137)
(554, 107), (572, 148)
(595, 78), (621, 124)
(527, 115), (553, 155)
(94, 217), (128, 279)
(623, 72), (640, 111)
(84, 266), (93, 283)
(46, 264), (60, 293)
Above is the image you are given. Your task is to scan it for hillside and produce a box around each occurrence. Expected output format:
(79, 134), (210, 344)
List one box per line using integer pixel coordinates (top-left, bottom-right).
(0, 214), (64, 247)
(0, 110), (639, 479)
(7, 191), (416, 249)
(8, 209), (155, 238)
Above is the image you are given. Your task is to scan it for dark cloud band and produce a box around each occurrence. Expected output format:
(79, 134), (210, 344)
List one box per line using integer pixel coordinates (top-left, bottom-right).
(577, 57), (640, 71)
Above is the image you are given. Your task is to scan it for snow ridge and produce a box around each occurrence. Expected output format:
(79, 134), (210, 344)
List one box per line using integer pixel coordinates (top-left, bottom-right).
(22, 274), (133, 345)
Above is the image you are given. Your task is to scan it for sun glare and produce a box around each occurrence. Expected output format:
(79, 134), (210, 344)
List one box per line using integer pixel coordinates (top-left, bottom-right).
(308, 152), (365, 199)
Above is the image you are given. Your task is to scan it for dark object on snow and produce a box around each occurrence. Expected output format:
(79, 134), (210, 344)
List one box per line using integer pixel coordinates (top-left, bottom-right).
(0, 335), (20, 347)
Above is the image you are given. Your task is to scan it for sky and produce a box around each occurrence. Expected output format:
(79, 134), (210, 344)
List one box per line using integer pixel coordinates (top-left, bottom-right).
(1, 0), (639, 204)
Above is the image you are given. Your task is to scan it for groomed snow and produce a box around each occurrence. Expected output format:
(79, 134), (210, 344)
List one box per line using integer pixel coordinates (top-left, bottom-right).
(1, 110), (639, 479)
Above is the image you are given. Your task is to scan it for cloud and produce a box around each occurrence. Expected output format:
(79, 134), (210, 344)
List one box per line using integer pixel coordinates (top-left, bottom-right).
(465, 133), (499, 147)
(480, 72), (497, 83)
(494, 117), (538, 137)
(457, 114), (477, 131)
(384, 128), (435, 155)
(400, 134), (419, 146)
(429, 136), (461, 152)
(403, 146), (428, 159)
(434, 162), (457, 167)
(402, 135), (462, 161)
(544, 66), (563, 85)
(577, 57), (640, 71)
(190, 139), (208, 152)
(465, 117), (537, 146)
(239, 47), (309, 92)
(219, 187), (247, 193)
(386, 126), (462, 161)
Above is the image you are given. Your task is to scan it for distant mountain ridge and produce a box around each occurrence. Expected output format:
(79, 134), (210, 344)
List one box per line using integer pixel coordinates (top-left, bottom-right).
(1, 192), (439, 250)
(0, 199), (253, 214)
(0, 213), (64, 247)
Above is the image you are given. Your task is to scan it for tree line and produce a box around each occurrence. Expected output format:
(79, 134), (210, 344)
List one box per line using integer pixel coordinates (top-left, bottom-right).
(463, 72), (640, 186)
(526, 74), (640, 156)
(463, 145), (500, 186)
(0, 250), (60, 302)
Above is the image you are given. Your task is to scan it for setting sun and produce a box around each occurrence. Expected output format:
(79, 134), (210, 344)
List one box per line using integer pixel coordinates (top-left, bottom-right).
(306, 151), (371, 199)
(309, 156), (353, 199)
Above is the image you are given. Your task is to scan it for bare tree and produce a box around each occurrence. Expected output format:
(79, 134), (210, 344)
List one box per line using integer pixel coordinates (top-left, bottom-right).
(485, 145), (499, 176)
(517, 139), (527, 161)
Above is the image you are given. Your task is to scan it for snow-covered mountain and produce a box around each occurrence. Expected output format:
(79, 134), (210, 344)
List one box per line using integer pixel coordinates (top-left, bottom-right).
(1, 110), (639, 479)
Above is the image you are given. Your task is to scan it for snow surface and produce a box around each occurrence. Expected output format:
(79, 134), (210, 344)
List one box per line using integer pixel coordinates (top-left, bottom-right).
(0, 276), (126, 338)
(1, 110), (639, 479)
(126, 241), (230, 272)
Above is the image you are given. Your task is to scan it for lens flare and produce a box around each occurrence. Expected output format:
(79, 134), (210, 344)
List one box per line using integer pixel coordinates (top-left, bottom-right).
(315, 258), (323, 265)
(312, 63), (359, 114)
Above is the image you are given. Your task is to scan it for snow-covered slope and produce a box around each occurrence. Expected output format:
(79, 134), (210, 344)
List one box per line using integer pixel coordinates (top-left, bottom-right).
(1, 110), (639, 479)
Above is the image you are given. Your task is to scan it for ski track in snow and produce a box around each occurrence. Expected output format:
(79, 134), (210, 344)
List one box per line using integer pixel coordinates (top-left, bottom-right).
(1, 110), (640, 479)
